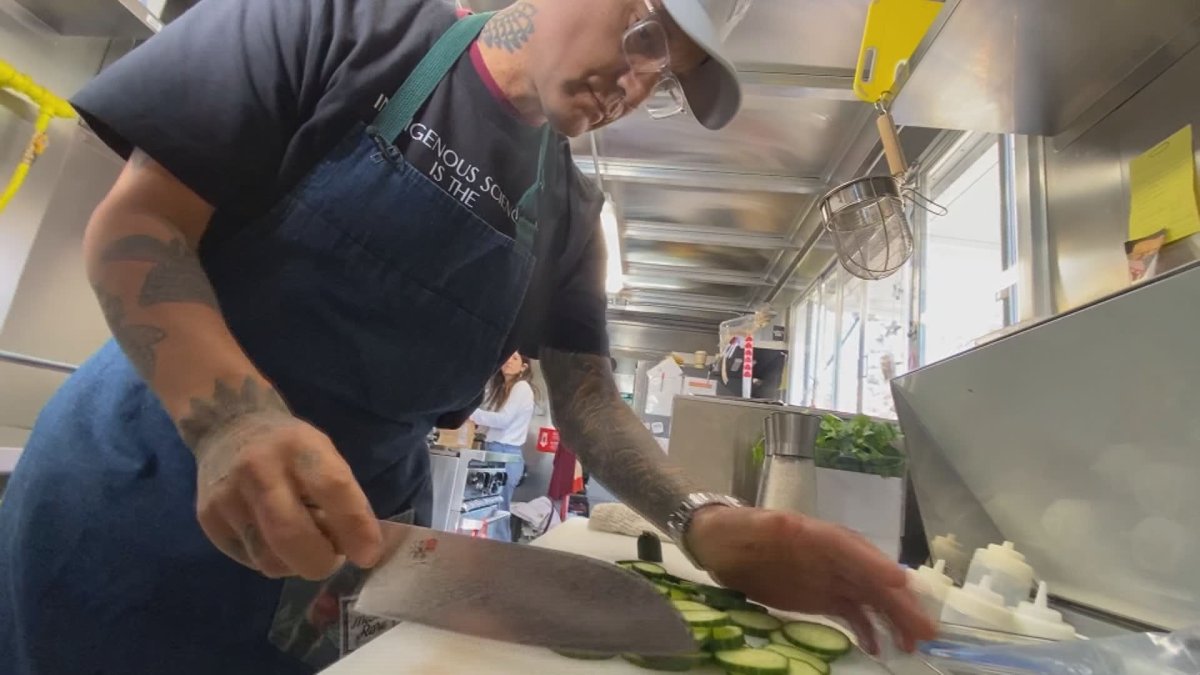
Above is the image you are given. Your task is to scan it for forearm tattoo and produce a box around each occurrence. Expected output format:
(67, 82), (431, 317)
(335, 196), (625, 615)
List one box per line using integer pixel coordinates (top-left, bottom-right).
(91, 284), (166, 380)
(541, 348), (700, 530)
(178, 376), (290, 453)
(91, 233), (220, 379)
(101, 234), (219, 310)
(481, 1), (537, 53)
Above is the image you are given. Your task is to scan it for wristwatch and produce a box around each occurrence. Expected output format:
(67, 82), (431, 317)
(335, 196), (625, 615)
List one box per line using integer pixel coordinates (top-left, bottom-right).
(665, 492), (746, 570)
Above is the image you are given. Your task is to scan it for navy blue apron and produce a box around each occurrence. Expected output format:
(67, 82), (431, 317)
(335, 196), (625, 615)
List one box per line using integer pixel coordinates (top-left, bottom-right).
(0, 12), (549, 674)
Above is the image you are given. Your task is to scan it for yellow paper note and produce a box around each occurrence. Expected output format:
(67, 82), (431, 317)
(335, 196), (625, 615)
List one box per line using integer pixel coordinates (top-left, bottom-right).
(1128, 125), (1200, 244)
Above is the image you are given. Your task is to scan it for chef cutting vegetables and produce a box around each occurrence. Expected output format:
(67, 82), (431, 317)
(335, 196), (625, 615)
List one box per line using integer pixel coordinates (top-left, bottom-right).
(0, 0), (935, 672)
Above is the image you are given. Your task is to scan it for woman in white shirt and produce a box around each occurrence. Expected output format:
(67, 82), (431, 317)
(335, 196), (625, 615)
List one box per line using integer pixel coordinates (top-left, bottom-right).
(470, 352), (537, 542)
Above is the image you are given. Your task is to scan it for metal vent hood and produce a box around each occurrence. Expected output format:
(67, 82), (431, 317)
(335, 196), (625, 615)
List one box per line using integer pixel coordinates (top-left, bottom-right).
(891, 0), (1200, 147)
(893, 262), (1200, 631)
(11, 0), (196, 37)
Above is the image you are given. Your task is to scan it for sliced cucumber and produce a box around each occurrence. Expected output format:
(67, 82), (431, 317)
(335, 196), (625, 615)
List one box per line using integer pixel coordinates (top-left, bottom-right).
(769, 630), (790, 647)
(680, 609), (730, 628)
(694, 584), (747, 609)
(781, 622), (851, 660)
(622, 652), (710, 671)
(787, 660), (823, 675)
(553, 648), (616, 660)
(727, 609), (783, 638)
(696, 592), (748, 611)
(764, 644), (831, 675)
(652, 583), (671, 596)
(668, 587), (693, 600)
(714, 648), (790, 675)
(692, 627), (712, 647)
(696, 582), (746, 601)
(671, 599), (713, 613)
(742, 603), (771, 613)
(616, 560), (669, 578)
(707, 624), (745, 651)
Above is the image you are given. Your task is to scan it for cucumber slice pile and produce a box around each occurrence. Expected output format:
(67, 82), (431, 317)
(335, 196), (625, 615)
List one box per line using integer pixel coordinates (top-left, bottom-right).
(787, 661), (824, 675)
(622, 653), (712, 671)
(707, 625), (745, 651)
(672, 599), (713, 613)
(715, 648), (790, 675)
(559, 559), (850, 673)
(618, 560), (669, 579)
(780, 622), (851, 660)
(680, 609), (730, 628)
(726, 609), (783, 638)
(764, 644), (831, 675)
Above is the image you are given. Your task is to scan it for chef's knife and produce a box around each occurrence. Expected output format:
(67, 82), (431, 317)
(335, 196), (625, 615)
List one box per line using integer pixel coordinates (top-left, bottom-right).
(352, 520), (695, 655)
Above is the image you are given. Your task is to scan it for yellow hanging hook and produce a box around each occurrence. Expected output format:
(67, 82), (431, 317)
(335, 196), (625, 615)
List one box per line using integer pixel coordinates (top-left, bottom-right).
(0, 59), (77, 215)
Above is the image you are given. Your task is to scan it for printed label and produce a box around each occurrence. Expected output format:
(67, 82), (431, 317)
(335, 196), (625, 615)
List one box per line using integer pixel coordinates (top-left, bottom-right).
(340, 595), (401, 656)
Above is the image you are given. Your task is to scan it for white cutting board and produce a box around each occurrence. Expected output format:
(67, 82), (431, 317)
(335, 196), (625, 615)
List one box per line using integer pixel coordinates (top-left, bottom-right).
(322, 518), (889, 674)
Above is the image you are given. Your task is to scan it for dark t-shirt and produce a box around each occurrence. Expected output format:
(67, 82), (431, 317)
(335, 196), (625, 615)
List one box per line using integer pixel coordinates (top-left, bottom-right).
(71, 0), (608, 357)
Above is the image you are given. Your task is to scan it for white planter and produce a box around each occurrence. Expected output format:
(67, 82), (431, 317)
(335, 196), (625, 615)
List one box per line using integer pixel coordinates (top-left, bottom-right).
(815, 468), (905, 560)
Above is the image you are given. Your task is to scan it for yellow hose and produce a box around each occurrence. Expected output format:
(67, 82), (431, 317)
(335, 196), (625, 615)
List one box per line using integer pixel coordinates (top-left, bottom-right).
(0, 59), (76, 215)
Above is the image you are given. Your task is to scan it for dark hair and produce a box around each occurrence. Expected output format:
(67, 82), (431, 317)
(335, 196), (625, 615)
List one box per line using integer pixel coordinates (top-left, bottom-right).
(484, 353), (540, 411)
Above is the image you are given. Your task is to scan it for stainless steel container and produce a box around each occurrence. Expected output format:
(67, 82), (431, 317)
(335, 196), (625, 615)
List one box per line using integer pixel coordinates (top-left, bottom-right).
(755, 411), (820, 515)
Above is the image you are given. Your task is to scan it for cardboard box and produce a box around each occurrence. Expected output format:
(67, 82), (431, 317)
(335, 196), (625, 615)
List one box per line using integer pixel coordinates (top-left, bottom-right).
(435, 421), (476, 449)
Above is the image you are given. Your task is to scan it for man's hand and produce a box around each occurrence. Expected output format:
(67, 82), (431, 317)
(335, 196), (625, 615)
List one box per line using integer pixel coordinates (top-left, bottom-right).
(540, 348), (934, 652)
(687, 506), (937, 654)
(188, 377), (382, 580)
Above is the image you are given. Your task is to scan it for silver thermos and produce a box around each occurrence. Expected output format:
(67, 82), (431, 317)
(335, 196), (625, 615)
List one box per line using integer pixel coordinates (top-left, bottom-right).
(755, 411), (819, 515)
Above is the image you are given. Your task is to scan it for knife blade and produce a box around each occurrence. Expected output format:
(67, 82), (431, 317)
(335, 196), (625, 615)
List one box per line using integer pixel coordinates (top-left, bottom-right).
(352, 520), (695, 655)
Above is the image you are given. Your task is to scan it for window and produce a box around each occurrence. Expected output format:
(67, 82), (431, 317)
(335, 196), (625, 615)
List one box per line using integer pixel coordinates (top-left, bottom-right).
(813, 274), (839, 410)
(861, 265), (911, 418)
(915, 134), (1016, 365)
(786, 131), (1021, 419)
(835, 269), (865, 413)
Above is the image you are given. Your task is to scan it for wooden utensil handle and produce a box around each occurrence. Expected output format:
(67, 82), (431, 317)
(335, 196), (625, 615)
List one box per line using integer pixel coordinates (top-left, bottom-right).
(877, 110), (908, 176)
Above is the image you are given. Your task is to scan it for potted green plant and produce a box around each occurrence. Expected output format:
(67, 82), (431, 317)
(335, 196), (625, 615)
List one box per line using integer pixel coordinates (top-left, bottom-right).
(814, 414), (906, 478)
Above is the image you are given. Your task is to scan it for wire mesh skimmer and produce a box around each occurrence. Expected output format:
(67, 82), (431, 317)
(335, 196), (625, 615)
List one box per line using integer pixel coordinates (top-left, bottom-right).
(820, 103), (945, 281)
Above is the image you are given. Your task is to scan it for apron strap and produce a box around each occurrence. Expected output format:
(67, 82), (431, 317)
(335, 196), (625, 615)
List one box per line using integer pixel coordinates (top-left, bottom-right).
(373, 12), (494, 144)
(514, 125), (553, 250)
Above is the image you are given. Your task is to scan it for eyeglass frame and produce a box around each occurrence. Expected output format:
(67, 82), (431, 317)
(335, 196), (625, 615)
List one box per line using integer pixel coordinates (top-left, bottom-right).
(621, 0), (689, 119)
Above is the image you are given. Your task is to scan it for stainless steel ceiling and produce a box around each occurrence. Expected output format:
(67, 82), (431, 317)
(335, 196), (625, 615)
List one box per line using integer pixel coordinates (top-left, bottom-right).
(467, 0), (895, 332)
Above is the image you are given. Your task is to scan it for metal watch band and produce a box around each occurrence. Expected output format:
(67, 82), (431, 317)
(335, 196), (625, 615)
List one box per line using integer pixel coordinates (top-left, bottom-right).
(665, 492), (745, 570)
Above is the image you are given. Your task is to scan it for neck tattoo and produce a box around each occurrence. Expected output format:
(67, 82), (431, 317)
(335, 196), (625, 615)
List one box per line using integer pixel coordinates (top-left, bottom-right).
(480, 1), (538, 53)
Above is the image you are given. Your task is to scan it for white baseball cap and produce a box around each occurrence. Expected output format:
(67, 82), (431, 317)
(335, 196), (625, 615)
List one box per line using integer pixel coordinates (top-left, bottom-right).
(659, 0), (752, 130)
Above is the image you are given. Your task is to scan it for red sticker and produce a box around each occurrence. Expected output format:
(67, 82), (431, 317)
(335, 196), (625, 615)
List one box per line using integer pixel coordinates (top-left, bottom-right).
(411, 537), (440, 561)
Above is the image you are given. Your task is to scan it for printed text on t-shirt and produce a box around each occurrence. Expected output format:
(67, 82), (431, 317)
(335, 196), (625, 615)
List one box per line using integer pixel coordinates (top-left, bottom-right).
(404, 120), (523, 224)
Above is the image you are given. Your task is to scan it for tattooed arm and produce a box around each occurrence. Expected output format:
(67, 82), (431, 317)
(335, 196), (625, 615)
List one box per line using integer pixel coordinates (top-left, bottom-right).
(540, 347), (701, 529)
(84, 149), (243, 412)
(84, 150), (380, 578)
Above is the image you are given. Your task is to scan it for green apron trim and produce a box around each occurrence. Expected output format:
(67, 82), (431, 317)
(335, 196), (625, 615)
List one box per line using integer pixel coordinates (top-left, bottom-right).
(373, 12), (494, 143)
(514, 125), (552, 250)
(372, 10), (552, 252)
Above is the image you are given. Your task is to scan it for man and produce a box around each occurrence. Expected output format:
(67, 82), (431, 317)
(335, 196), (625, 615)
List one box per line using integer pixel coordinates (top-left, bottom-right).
(0, 0), (935, 672)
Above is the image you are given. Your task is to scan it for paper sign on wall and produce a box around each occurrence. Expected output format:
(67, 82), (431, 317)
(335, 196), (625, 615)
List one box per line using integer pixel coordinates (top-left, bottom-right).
(1128, 125), (1200, 244)
(644, 358), (683, 416)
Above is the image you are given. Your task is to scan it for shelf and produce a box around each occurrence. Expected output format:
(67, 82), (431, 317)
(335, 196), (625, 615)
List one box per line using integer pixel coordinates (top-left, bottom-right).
(892, 0), (1200, 144)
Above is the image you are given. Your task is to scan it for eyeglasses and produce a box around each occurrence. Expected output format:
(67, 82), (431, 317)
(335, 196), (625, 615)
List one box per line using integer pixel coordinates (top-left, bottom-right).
(621, 0), (688, 120)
